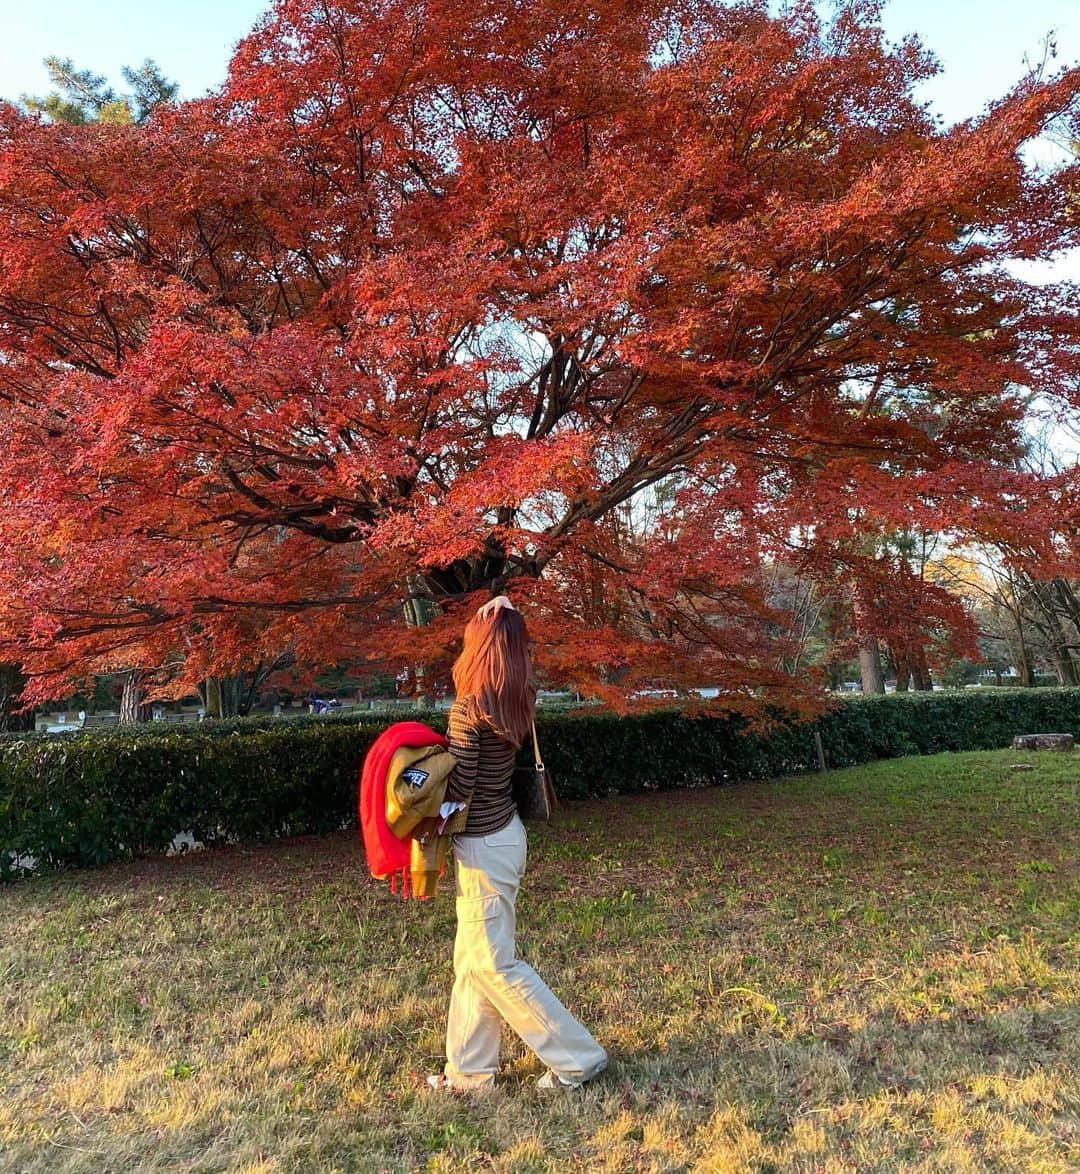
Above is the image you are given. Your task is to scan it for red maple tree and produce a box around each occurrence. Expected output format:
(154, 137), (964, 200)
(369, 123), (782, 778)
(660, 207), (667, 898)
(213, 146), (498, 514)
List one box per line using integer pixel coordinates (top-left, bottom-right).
(0, 0), (1077, 715)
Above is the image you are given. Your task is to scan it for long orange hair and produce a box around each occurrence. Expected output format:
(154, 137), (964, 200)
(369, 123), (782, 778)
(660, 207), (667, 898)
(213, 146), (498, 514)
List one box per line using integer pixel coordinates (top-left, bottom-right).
(451, 607), (537, 748)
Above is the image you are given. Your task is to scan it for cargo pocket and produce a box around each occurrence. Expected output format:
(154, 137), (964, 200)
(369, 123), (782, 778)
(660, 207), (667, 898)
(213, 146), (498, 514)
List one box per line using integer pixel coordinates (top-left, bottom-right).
(455, 894), (513, 974)
(481, 819), (526, 877)
(482, 820), (521, 849)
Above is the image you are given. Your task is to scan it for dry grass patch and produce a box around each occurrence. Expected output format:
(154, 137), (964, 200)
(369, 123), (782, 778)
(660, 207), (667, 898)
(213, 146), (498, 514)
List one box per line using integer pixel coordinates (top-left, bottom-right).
(1, 748), (1077, 1171)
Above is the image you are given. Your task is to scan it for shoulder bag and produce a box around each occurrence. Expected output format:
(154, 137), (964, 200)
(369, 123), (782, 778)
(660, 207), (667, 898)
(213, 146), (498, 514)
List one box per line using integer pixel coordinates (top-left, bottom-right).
(511, 720), (558, 822)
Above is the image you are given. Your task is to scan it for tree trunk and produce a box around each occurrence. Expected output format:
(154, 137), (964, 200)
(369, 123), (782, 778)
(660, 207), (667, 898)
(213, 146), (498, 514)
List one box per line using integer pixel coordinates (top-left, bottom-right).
(1007, 579), (1036, 686)
(0, 662), (34, 731)
(1014, 622), (1035, 686)
(858, 638), (886, 694)
(402, 575), (437, 707)
(852, 584), (885, 695)
(238, 666), (262, 715)
(1051, 578), (1080, 632)
(890, 645), (911, 692)
(119, 668), (148, 724)
(221, 673), (242, 717)
(911, 646), (933, 691)
(198, 663), (287, 718)
(202, 675), (221, 718)
(1048, 642), (1080, 687)
(1026, 579), (1080, 686)
(1050, 579), (1080, 686)
(198, 674), (245, 719)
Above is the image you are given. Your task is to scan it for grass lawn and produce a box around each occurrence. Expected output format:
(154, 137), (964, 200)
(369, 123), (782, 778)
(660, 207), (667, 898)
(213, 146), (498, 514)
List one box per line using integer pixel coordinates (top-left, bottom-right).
(1, 748), (1077, 1172)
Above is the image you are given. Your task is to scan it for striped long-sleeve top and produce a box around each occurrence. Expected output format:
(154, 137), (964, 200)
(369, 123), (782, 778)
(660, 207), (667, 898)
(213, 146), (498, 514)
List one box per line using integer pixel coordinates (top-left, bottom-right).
(445, 695), (518, 836)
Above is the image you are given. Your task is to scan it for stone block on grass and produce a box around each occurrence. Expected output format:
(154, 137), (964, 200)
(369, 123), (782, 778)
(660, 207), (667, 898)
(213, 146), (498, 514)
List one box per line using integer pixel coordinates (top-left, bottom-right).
(1011, 733), (1074, 752)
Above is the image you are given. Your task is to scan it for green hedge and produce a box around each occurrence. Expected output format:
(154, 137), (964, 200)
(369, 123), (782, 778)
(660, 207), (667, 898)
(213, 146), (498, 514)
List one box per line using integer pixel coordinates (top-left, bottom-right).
(3, 688), (1077, 879)
(536, 687), (1080, 798)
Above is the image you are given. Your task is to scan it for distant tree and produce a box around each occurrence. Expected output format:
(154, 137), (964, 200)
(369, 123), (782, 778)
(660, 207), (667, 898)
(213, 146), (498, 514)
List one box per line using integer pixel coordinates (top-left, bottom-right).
(929, 547), (1080, 686)
(21, 56), (177, 125)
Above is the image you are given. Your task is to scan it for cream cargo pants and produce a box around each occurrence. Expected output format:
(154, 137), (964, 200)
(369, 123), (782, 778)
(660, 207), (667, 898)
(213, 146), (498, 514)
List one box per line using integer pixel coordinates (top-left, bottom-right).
(444, 814), (608, 1087)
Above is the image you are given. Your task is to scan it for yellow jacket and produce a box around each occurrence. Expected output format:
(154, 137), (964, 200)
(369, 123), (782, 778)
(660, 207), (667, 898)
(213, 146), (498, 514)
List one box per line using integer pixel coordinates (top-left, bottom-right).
(385, 743), (469, 898)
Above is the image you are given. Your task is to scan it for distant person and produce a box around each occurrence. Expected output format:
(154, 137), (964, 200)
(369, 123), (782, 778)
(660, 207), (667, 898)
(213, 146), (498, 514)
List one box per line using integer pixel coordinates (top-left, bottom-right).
(427, 595), (607, 1091)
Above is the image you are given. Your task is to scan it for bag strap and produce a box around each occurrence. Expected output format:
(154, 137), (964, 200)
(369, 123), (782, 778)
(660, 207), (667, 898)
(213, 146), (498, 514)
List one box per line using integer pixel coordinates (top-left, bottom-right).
(531, 719), (544, 772)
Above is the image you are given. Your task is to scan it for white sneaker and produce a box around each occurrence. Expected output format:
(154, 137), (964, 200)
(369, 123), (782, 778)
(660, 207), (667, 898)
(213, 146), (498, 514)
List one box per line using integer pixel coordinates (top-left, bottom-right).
(537, 1070), (584, 1089)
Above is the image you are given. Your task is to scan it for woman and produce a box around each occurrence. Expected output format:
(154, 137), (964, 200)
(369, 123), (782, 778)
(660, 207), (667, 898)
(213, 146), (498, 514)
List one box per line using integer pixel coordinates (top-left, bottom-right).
(427, 596), (608, 1091)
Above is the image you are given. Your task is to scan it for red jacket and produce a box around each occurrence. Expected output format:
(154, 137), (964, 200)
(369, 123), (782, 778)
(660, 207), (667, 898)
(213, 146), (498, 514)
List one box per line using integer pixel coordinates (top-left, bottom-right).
(359, 721), (448, 891)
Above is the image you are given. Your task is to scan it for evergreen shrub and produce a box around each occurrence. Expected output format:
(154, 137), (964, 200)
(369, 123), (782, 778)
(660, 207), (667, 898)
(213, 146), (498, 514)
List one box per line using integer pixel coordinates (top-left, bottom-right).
(3, 688), (1077, 878)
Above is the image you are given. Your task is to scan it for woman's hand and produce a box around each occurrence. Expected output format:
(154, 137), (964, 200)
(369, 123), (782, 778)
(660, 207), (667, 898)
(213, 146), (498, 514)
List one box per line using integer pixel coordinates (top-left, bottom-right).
(477, 594), (515, 619)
